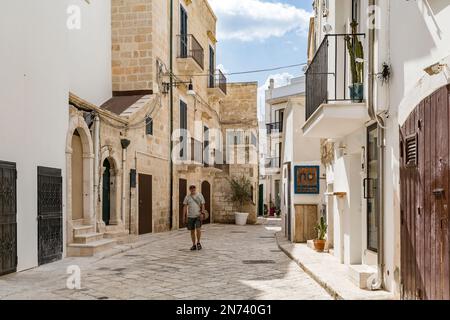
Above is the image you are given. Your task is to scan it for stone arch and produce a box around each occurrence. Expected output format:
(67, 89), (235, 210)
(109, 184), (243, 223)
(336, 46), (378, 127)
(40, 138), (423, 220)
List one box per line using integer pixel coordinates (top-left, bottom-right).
(66, 107), (95, 244)
(99, 147), (122, 228)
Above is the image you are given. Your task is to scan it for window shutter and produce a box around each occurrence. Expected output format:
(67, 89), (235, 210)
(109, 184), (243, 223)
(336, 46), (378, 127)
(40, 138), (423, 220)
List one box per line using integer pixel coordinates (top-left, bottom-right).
(405, 134), (418, 167)
(146, 117), (153, 135)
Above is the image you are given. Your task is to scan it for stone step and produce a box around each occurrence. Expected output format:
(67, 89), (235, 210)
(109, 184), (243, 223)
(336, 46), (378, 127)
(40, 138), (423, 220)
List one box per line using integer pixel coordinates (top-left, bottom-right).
(347, 264), (377, 289)
(67, 239), (117, 257)
(73, 225), (95, 236)
(104, 230), (136, 245)
(73, 232), (104, 244)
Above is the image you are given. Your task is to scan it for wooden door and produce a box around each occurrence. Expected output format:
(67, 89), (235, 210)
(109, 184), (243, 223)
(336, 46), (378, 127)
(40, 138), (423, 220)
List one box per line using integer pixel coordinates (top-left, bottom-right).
(201, 181), (211, 224)
(102, 159), (111, 225)
(258, 184), (264, 216)
(179, 179), (187, 228)
(294, 205), (318, 243)
(180, 4), (188, 57)
(138, 174), (152, 235)
(37, 167), (63, 266)
(0, 161), (17, 276)
(400, 85), (450, 300)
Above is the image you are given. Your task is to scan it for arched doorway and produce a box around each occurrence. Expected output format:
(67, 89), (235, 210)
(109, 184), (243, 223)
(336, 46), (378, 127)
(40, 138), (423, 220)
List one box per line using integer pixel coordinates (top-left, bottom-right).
(66, 106), (95, 246)
(102, 159), (111, 225)
(201, 181), (211, 224)
(71, 130), (83, 221)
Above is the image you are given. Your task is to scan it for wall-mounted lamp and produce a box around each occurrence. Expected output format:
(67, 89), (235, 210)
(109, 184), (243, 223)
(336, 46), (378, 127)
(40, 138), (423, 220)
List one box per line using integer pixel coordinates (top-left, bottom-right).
(187, 81), (196, 96)
(162, 79), (195, 96)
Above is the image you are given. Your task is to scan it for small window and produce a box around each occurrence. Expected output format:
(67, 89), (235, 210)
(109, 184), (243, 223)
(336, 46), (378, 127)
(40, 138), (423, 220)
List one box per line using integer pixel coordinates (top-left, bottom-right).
(146, 116), (153, 135)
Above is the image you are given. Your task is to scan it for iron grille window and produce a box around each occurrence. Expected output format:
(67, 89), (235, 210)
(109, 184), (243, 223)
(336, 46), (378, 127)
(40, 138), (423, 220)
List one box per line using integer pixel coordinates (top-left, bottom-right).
(146, 116), (153, 135)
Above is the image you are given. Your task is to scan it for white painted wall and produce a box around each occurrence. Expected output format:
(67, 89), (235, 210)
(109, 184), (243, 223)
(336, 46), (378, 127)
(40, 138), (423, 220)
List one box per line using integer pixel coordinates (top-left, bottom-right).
(0, 0), (113, 272)
(384, 0), (450, 294)
(0, 0), (69, 271)
(68, 0), (112, 106)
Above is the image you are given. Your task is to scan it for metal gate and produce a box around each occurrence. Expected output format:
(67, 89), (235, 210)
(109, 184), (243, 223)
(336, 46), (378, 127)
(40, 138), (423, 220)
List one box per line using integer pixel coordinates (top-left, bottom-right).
(37, 167), (63, 266)
(0, 161), (17, 276)
(400, 85), (450, 300)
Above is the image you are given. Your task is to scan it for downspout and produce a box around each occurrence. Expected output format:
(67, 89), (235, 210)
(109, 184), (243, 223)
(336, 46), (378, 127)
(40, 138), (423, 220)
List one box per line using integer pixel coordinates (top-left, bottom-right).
(121, 139), (131, 226)
(93, 114), (100, 232)
(169, 0), (174, 229)
(368, 0), (385, 291)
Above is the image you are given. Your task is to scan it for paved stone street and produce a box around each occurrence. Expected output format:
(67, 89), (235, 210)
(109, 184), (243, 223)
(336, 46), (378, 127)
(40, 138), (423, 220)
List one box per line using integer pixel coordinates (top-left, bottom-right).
(0, 221), (331, 300)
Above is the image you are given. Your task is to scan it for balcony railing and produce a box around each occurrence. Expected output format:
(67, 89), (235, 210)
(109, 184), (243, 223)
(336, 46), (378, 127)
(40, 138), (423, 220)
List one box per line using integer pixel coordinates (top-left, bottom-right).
(305, 33), (366, 121)
(266, 122), (283, 134)
(265, 157), (281, 169)
(208, 69), (227, 95)
(177, 34), (204, 70)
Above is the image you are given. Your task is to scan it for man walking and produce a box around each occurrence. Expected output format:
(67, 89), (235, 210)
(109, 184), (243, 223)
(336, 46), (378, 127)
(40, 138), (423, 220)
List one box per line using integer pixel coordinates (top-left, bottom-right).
(183, 185), (206, 251)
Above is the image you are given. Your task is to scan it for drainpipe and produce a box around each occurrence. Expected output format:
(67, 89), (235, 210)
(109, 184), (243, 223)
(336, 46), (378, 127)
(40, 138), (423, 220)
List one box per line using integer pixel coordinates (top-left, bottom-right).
(121, 139), (131, 226)
(93, 114), (100, 232)
(368, 0), (385, 291)
(169, 0), (174, 229)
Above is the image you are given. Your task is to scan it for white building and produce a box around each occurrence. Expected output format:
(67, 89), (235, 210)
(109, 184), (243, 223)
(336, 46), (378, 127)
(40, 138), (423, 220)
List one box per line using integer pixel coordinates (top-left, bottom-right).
(0, 0), (112, 275)
(305, 0), (450, 299)
(261, 76), (323, 241)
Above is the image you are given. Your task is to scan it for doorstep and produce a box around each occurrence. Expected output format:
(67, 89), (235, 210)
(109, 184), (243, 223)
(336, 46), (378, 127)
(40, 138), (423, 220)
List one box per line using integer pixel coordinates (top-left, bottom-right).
(275, 232), (395, 300)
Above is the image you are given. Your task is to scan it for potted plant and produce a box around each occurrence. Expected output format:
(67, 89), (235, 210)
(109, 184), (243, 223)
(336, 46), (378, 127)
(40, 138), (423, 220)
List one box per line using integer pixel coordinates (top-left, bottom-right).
(314, 217), (328, 252)
(228, 175), (253, 225)
(345, 20), (364, 102)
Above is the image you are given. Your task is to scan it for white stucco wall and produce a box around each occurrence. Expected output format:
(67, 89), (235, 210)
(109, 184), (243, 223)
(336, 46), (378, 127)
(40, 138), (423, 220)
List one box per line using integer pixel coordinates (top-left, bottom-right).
(0, 0), (69, 271)
(68, 0), (112, 105)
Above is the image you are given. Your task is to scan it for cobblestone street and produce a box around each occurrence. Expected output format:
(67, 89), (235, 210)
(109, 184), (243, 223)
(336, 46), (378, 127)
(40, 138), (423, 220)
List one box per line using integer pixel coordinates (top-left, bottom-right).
(0, 221), (331, 300)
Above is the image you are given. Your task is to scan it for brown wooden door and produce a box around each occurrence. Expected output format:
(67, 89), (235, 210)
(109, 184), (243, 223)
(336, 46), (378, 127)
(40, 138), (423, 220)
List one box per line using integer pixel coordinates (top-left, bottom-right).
(138, 174), (152, 235)
(201, 181), (211, 224)
(294, 204), (318, 243)
(0, 161), (17, 276)
(179, 179), (187, 228)
(400, 85), (450, 300)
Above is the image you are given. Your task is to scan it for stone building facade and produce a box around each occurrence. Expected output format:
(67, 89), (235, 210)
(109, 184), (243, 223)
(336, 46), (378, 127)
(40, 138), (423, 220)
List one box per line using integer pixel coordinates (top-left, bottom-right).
(213, 83), (259, 224)
(62, 0), (259, 257)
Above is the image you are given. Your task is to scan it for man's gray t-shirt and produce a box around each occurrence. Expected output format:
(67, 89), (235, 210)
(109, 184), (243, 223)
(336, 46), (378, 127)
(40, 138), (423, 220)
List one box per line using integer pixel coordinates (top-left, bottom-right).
(183, 193), (205, 218)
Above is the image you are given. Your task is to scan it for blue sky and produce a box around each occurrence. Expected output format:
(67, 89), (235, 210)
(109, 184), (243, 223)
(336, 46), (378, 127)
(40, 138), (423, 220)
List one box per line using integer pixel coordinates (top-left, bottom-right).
(208, 0), (313, 118)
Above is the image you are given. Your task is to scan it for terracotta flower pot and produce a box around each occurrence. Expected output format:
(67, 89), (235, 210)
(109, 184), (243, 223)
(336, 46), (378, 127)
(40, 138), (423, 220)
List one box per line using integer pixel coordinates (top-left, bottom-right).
(314, 239), (326, 252)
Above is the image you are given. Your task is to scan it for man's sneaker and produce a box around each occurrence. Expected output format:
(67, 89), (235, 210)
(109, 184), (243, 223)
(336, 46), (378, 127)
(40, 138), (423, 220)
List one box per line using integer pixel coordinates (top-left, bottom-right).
(197, 243), (202, 250)
(190, 245), (197, 251)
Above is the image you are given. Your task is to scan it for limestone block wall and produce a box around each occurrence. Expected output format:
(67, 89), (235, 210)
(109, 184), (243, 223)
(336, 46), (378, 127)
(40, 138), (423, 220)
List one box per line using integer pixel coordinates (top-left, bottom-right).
(124, 96), (171, 234)
(212, 82), (259, 224)
(111, 0), (153, 92)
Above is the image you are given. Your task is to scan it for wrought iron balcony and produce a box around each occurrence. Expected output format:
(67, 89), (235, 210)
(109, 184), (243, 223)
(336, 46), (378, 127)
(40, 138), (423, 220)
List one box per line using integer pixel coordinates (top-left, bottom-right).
(177, 34), (204, 72)
(266, 122), (283, 134)
(208, 69), (227, 96)
(305, 33), (366, 121)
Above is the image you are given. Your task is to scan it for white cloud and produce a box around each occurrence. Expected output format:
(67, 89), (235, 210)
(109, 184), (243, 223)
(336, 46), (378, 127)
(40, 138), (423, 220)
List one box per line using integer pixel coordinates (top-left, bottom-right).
(209, 0), (312, 42)
(257, 72), (294, 121)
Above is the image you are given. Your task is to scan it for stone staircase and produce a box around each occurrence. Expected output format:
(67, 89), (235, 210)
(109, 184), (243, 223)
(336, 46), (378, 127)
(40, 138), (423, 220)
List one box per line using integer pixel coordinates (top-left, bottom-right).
(67, 223), (117, 257)
(104, 225), (138, 245)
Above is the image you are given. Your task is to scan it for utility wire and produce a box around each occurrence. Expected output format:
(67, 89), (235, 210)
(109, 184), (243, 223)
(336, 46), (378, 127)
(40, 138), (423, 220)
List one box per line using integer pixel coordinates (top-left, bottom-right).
(175, 62), (308, 78)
